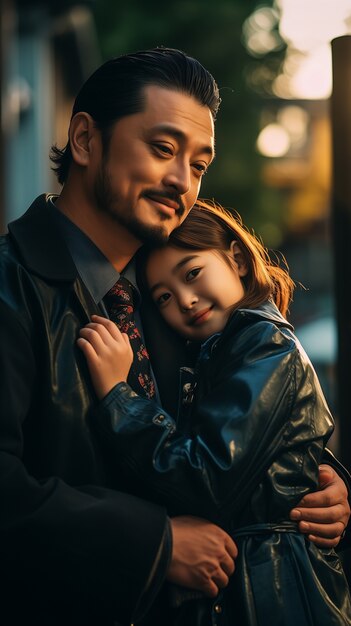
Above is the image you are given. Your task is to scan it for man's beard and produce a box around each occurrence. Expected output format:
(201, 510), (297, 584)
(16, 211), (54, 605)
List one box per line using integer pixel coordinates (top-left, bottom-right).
(94, 163), (172, 246)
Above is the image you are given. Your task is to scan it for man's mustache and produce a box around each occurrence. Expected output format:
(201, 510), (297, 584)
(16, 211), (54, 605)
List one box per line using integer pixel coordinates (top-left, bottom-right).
(142, 190), (186, 216)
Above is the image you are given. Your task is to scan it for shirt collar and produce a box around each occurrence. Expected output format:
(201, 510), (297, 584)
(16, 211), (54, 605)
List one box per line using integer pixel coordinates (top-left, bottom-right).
(49, 198), (139, 304)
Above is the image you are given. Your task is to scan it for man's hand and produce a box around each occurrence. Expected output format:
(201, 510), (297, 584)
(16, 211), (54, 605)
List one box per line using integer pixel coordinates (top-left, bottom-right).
(168, 516), (238, 597)
(290, 464), (350, 547)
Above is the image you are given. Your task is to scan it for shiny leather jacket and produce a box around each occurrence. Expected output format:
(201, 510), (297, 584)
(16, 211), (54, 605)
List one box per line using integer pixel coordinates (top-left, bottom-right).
(97, 302), (334, 523)
(0, 195), (168, 626)
(95, 301), (351, 625)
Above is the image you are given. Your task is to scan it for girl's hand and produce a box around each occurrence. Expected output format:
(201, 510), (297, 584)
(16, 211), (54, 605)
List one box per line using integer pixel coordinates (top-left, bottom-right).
(77, 315), (133, 399)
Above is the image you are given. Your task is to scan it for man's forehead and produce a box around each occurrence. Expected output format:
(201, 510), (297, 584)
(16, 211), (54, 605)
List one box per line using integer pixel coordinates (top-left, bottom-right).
(142, 83), (213, 115)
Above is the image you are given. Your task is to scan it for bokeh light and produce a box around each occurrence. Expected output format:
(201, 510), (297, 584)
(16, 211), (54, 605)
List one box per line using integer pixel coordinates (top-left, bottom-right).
(275, 0), (351, 99)
(256, 123), (291, 157)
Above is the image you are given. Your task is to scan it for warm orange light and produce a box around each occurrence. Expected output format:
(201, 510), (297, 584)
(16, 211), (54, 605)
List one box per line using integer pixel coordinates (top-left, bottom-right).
(256, 123), (291, 157)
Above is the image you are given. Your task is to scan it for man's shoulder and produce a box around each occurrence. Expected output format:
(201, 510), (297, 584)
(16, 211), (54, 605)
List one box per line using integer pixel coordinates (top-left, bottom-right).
(0, 229), (22, 272)
(3, 194), (77, 283)
(0, 195), (72, 318)
(0, 195), (48, 276)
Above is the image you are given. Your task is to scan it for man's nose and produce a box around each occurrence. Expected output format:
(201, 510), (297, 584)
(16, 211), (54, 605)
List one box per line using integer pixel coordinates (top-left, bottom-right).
(163, 159), (191, 195)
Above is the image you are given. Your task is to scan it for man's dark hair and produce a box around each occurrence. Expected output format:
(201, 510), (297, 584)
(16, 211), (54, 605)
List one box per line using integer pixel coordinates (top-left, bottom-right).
(50, 47), (220, 185)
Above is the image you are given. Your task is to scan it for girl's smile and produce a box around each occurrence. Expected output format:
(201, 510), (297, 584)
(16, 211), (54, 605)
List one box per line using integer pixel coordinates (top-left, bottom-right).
(189, 306), (214, 326)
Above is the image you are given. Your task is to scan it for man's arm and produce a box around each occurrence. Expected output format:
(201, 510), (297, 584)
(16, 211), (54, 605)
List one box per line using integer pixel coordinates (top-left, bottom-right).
(0, 293), (165, 624)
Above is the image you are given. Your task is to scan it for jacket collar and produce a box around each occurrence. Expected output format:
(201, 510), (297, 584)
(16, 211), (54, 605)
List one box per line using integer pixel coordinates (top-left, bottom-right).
(235, 300), (293, 329)
(195, 301), (294, 360)
(197, 301), (292, 353)
(8, 194), (78, 282)
(222, 300), (294, 339)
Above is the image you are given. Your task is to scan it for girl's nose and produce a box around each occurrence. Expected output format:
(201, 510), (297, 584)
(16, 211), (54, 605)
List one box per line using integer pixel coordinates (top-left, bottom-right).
(179, 294), (198, 312)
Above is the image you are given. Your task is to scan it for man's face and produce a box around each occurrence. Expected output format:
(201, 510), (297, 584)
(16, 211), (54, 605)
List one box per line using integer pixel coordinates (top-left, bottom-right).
(92, 85), (215, 245)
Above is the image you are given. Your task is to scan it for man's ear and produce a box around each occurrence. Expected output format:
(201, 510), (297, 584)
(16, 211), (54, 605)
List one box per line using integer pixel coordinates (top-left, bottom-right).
(69, 112), (97, 167)
(229, 240), (248, 277)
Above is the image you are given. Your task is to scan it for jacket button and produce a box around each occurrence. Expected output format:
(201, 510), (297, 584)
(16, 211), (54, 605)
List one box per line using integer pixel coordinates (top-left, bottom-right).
(214, 604), (222, 614)
(152, 414), (166, 426)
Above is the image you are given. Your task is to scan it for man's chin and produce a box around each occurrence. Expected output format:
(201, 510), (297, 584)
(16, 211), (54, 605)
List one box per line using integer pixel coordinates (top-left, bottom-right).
(127, 220), (171, 246)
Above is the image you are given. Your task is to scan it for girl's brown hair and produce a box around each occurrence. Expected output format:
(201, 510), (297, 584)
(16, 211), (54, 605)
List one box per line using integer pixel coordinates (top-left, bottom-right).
(167, 199), (294, 317)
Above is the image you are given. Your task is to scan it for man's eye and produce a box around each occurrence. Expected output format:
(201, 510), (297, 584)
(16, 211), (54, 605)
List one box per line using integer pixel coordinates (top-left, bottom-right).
(186, 268), (201, 281)
(192, 163), (208, 175)
(156, 292), (171, 306)
(153, 143), (173, 156)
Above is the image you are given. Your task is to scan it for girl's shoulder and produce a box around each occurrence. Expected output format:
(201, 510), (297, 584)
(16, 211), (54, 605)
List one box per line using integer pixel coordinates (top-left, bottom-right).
(223, 300), (294, 341)
(229, 300), (293, 331)
(210, 300), (298, 362)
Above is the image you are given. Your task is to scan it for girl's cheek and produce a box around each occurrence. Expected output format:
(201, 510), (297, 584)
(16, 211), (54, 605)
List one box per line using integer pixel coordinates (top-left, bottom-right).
(165, 308), (178, 328)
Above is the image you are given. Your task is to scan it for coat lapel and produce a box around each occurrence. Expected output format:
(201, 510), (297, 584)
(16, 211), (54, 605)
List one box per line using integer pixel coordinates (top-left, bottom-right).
(9, 195), (188, 416)
(8, 194), (77, 282)
(8, 193), (102, 326)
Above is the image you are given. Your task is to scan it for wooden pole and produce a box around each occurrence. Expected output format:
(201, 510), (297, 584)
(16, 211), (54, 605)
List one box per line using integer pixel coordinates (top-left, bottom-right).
(330, 35), (351, 467)
(0, 0), (5, 232)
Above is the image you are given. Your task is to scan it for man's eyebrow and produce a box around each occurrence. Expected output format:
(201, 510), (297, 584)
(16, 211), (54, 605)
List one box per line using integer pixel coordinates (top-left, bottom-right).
(150, 124), (215, 160)
(150, 255), (200, 295)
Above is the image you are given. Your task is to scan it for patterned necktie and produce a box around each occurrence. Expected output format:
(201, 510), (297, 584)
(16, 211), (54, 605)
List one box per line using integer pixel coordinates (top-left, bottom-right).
(105, 276), (155, 399)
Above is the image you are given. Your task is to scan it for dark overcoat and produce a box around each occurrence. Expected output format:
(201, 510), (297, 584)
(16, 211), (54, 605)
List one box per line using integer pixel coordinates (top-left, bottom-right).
(0, 194), (170, 626)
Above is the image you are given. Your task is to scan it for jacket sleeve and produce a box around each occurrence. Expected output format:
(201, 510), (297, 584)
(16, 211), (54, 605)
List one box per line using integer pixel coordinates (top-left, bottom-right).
(0, 295), (169, 625)
(94, 321), (333, 522)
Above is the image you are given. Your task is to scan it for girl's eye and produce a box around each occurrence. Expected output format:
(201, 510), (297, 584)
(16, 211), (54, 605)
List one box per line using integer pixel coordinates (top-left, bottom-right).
(156, 292), (171, 306)
(186, 268), (201, 281)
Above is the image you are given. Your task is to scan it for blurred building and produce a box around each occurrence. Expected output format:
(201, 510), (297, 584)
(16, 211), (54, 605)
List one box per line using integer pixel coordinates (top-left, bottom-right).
(242, 3), (351, 459)
(0, 0), (100, 230)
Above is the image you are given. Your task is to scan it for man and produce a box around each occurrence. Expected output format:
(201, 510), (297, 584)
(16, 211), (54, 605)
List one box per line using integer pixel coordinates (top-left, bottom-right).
(0, 48), (349, 626)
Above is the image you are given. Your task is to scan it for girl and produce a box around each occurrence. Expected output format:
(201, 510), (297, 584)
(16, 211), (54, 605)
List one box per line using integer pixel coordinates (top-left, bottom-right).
(78, 200), (351, 626)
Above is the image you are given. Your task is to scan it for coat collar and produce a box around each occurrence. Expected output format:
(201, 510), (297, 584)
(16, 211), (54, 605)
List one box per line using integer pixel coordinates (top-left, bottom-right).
(8, 194), (78, 282)
(234, 300), (294, 330)
(219, 300), (294, 343)
(199, 300), (294, 358)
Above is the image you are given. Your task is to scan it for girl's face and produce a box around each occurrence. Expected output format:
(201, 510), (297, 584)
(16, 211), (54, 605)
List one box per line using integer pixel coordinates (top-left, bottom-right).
(147, 244), (247, 341)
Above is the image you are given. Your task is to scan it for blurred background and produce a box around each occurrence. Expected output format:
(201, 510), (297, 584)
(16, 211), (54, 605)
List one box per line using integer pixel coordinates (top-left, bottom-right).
(1, 0), (350, 465)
